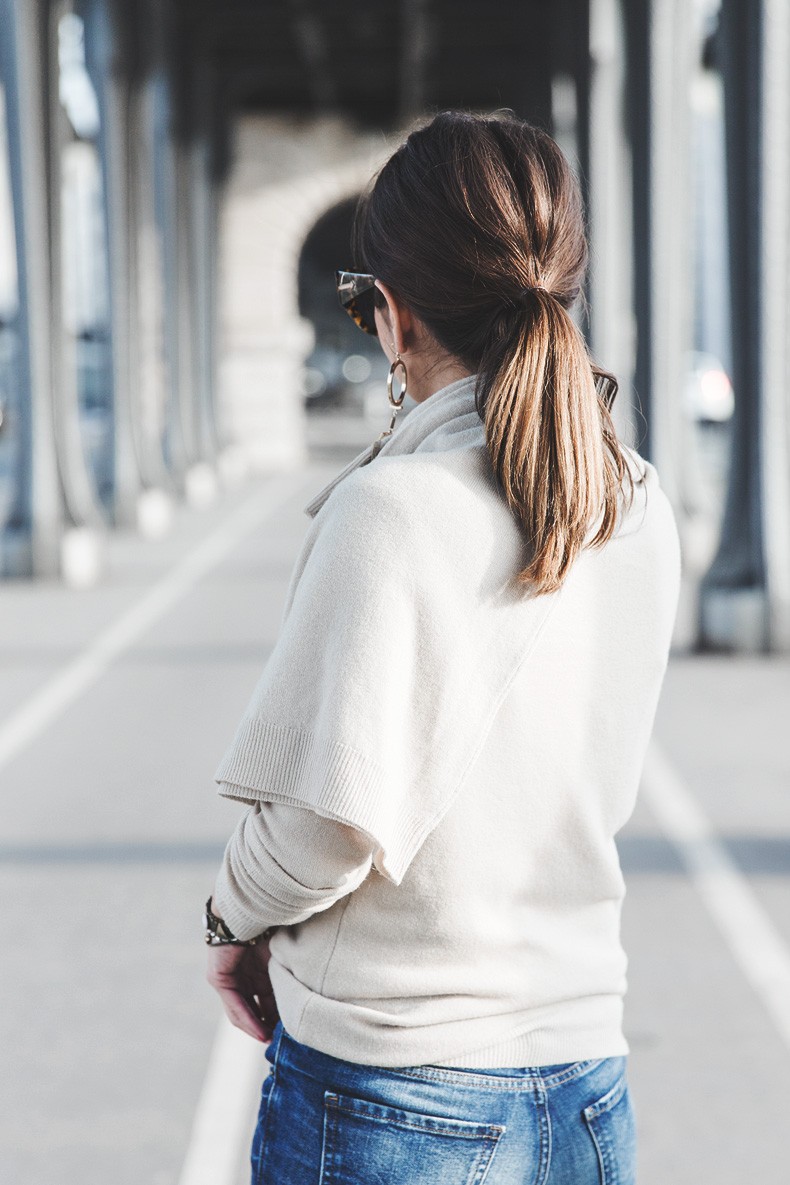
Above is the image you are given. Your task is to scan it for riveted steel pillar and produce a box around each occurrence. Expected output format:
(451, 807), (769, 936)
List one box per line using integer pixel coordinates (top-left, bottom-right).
(587, 0), (637, 447)
(0, 0), (63, 576)
(82, 0), (142, 526)
(50, 2), (109, 534)
(185, 54), (221, 466)
(128, 64), (173, 494)
(621, 0), (652, 461)
(700, 0), (790, 651)
(141, 3), (187, 489)
(152, 5), (200, 484)
(621, 0), (695, 508)
(158, 7), (224, 491)
(759, 1), (790, 650)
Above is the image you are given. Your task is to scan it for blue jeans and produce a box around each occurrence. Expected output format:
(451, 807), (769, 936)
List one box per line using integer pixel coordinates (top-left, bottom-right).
(251, 1022), (637, 1184)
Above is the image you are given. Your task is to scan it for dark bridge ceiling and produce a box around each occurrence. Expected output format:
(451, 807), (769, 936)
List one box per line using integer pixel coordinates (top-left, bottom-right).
(187, 0), (587, 131)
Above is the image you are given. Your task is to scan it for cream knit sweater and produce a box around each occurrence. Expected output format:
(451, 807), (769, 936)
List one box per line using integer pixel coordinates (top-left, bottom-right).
(212, 373), (681, 1068)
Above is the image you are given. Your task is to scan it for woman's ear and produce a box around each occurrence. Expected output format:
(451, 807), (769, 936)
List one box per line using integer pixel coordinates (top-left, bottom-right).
(374, 281), (413, 356)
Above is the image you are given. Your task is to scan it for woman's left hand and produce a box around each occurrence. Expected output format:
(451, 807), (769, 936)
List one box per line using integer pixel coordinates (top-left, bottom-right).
(206, 939), (280, 1043)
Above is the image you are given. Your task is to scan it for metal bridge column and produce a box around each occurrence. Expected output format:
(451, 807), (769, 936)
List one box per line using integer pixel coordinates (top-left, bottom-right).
(700, 0), (790, 651)
(49, 7), (109, 549)
(759, 1), (790, 650)
(182, 51), (222, 477)
(621, 0), (695, 509)
(0, 0), (63, 576)
(83, 0), (142, 527)
(127, 58), (174, 496)
(152, 4), (201, 489)
(586, 0), (637, 447)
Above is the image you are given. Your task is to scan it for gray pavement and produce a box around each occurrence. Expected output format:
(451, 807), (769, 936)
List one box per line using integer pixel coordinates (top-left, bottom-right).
(620, 653), (790, 1183)
(0, 419), (788, 1184)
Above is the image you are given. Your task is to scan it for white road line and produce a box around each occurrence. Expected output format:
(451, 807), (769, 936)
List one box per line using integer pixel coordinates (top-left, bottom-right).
(177, 1016), (267, 1185)
(0, 473), (309, 773)
(642, 741), (790, 1051)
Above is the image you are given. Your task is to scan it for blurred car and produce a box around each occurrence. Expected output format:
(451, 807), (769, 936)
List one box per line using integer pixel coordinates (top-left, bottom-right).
(302, 344), (382, 410)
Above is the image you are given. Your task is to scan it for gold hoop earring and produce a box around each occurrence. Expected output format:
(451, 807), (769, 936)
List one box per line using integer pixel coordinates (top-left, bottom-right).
(370, 352), (408, 458)
(387, 352), (408, 408)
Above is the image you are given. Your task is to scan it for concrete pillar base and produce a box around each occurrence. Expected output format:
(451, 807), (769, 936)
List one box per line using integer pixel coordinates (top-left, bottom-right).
(0, 530), (34, 578)
(136, 488), (176, 540)
(698, 586), (770, 653)
(60, 526), (105, 589)
(185, 463), (219, 510)
(219, 343), (309, 474)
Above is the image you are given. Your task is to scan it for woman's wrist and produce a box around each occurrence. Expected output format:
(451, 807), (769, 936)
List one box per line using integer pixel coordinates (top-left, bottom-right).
(204, 893), (275, 945)
(204, 895), (257, 945)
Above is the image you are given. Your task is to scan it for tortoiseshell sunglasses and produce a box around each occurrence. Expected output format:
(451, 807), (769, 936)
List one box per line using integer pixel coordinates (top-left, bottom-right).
(335, 270), (380, 336)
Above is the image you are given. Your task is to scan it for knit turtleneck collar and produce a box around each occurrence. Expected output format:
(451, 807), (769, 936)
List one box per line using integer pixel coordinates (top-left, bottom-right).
(304, 372), (481, 518)
(303, 368), (648, 521)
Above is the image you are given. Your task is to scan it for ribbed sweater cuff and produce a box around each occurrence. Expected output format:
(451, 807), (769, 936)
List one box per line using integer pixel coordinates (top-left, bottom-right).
(214, 717), (423, 884)
(212, 859), (275, 943)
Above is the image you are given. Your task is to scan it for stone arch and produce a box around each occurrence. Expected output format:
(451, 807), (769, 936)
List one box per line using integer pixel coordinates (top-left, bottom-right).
(217, 113), (397, 474)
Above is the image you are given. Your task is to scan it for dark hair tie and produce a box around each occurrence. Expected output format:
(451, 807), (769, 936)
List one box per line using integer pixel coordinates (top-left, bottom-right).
(518, 285), (549, 301)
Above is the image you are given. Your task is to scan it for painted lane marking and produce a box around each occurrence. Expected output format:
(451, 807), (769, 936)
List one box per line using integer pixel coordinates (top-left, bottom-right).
(642, 741), (790, 1050)
(177, 1016), (267, 1185)
(0, 474), (309, 773)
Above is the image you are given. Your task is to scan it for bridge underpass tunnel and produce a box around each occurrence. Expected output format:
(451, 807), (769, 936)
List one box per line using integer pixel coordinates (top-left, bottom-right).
(0, 6), (789, 1185)
(0, 0), (787, 654)
(298, 198), (389, 423)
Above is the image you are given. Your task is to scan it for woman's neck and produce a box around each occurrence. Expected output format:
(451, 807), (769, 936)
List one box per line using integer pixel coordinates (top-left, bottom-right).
(405, 353), (474, 405)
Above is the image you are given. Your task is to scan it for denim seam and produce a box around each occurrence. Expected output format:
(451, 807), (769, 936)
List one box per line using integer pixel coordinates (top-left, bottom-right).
(318, 1091), (331, 1184)
(534, 1083), (552, 1185)
(277, 1025), (613, 1094)
(476, 1132), (506, 1185)
(583, 1071), (628, 1120)
(583, 1117), (609, 1185)
(325, 1093), (505, 1139)
(473, 1132), (506, 1185)
(322, 1094), (505, 1185)
(544, 1057), (609, 1089)
(390, 1057), (607, 1092)
(254, 1029), (284, 1185)
(322, 1090), (338, 1184)
(582, 1069), (630, 1184)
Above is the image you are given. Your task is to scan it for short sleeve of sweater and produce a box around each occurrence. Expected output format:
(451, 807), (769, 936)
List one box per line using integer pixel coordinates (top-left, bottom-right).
(213, 461), (562, 884)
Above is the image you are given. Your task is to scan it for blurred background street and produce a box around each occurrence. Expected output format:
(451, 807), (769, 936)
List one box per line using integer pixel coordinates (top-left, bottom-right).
(0, 0), (788, 1182)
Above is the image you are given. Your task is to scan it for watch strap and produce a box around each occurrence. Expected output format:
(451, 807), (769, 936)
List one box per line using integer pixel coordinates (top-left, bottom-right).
(203, 896), (259, 946)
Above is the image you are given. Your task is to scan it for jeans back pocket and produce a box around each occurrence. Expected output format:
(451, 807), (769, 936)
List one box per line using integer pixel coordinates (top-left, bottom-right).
(320, 1090), (505, 1185)
(582, 1068), (636, 1185)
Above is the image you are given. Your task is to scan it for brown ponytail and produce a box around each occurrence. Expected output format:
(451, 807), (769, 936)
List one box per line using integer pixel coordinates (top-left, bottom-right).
(354, 110), (634, 596)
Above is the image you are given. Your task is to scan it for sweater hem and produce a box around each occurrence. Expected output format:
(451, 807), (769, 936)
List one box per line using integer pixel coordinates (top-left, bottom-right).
(429, 1022), (630, 1068)
(269, 957), (628, 1068)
